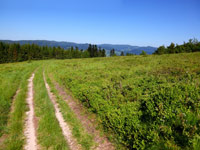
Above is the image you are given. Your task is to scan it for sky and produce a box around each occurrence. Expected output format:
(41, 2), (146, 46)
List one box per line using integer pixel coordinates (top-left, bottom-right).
(0, 0), (200, 47)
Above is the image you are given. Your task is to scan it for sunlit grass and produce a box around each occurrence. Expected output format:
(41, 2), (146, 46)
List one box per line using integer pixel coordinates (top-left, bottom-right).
(33, 67), (69, 150)
(0, 61), (38, 150)
(45, 52), (200, 149)
(45, 72), (94, 150)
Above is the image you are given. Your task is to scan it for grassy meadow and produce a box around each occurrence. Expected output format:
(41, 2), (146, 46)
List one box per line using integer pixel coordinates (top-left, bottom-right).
(0, 52), (200, 149)
(45, 73), (94, 150)
(46, 52), (200, 149)
(0, 61), (38, 149)
(0, 62), (39, 135)
(33, 67), (69, 149)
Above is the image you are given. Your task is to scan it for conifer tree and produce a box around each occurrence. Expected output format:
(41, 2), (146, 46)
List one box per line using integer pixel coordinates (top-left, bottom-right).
(120, 51), (124, 56)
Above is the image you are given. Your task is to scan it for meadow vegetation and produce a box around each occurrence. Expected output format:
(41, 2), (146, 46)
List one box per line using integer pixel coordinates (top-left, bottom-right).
(33, 67), (69, 149)
(0, 62), (38, 149)
(0, 62), (38, 136)
(0, 52), (200, 149)
(45, 73), (94, 150)
(45, 52), (200, 149)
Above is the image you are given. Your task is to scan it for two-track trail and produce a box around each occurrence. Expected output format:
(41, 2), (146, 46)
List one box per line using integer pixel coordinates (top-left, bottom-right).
(43, 72), (81, 150)
(24, 73), (37, 150)
(23, 71), (114, 150)
(53, 80), (115, 150)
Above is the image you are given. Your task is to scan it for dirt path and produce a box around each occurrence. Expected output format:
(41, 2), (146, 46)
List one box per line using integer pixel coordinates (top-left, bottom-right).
(24, 73), (37, 150)
(43, 72), (81, 150)
(52, 79), (114, 150)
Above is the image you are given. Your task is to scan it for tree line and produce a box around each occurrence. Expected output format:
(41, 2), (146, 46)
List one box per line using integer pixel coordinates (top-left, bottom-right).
(154, 38), (200, 55)
(111, 49), (147, 56)
(0, 42), (106, 63)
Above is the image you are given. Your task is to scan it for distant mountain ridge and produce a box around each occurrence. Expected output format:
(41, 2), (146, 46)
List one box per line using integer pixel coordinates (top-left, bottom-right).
(0, 40), (157, 55)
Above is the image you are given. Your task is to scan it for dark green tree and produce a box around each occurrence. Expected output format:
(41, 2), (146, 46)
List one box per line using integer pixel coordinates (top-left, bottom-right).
(168, 43), (175, 53)
(110, 49), (116, 56)
(140, 50), (147, 55)
(154, 46), (166, 54)
(102, 49), (106, 57)
(120, 51), (124, 56)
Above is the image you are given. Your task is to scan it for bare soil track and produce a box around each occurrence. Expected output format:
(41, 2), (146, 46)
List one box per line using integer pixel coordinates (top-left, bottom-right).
(24, 73), (37, 150)
(53, 80), (115, 150)
(43, 72), (81, 150)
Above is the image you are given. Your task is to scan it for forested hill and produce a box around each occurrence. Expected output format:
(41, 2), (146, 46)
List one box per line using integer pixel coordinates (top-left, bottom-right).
(0, 40), (157, 55)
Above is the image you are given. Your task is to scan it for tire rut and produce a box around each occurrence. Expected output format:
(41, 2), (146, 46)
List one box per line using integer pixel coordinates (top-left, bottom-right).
(43, 72), (81, 150)
(24, 73), (37, 150)
(52, 78), (115, 150)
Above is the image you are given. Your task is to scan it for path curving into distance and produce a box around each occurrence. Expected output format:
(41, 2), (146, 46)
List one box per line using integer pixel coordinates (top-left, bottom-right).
(24, 73), (37, 150)
(43, 72), (81, 150)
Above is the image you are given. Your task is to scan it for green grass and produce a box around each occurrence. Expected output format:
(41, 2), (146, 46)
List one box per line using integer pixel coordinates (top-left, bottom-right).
(45, 52), (200, 149)
(0, 61), (39, 150)
(33, 66), (69, 150)
(1, 53), (200, 149)
(45, 71), (94, 150)
(0, 62), (36, 136)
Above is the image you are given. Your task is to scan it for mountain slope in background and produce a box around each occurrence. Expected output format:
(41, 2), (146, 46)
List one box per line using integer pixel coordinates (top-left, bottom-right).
(0, 40), (157, 55)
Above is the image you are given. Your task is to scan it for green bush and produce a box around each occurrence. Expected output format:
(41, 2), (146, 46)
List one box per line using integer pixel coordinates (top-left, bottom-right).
(46, 53), (200, 149)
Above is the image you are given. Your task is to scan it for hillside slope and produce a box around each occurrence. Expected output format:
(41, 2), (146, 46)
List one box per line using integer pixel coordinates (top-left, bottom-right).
(46, 52), (200, 149)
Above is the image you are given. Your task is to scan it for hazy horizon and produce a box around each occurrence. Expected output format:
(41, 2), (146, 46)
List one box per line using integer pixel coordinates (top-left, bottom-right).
(0, 39), (159, 47)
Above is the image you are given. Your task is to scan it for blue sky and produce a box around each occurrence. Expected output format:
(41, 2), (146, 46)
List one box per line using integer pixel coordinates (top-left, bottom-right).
(0, 0), (200, 47)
